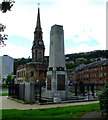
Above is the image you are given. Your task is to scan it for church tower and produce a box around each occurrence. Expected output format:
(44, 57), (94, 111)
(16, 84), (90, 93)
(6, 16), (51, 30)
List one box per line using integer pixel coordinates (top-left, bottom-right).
(32, 7), (45, 62)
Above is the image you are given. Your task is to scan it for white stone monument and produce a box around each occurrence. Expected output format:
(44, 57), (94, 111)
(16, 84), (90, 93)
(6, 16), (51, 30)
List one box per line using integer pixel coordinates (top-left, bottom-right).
(46, 24), (68, 102)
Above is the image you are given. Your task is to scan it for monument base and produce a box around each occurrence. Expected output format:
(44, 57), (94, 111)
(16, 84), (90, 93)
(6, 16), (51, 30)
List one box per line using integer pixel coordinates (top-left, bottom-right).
(45, 70), (69, 100)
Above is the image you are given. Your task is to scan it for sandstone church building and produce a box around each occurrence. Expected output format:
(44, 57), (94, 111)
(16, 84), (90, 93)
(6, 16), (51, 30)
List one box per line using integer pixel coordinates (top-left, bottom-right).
(16, 7), (48, 84)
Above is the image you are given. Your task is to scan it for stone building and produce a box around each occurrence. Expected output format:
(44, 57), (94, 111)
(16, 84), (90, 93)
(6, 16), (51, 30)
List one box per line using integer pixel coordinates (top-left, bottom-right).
(16, 7), (48, 84)
(75, 59), (108, 84)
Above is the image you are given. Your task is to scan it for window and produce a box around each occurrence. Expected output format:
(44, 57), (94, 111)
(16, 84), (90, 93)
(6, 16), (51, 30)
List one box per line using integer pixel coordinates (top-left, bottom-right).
(100, 73), (102, 76)
(104, 72), (106, 76)
(35, 50), (37, 60)
(104, 79), (107, 83)
(38, 52), (41, 59)
(31, 71), (34, 77)
(99, 66), (102, 71)
(24, 71), (25, 77)
(17, 72), (19, 77)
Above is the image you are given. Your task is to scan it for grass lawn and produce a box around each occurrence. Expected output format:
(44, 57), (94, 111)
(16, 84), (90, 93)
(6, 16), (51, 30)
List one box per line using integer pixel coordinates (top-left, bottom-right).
(2, 103), (100, 120)
(0, 93), (8, 96)
(1, 87), (8, 90)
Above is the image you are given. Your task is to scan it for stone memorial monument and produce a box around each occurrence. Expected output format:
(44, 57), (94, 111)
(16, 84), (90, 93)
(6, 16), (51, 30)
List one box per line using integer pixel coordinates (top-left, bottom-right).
(46, 24), (68, 102)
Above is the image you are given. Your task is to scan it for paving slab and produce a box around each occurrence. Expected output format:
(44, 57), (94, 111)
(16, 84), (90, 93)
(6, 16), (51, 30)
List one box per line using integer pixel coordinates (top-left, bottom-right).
(0, 96), (99, 110)
(80, 111), (107, 120)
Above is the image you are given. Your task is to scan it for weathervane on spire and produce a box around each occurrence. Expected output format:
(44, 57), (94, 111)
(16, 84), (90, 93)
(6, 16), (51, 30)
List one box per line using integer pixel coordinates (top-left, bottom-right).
(38, 3), (40, 7)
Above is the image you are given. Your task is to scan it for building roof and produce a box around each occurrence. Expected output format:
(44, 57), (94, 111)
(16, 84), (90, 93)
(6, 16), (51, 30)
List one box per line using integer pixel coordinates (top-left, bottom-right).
(36, 7), (41, 30)
(26, 62), (45, 65)
(17, 62), (48, 70)
(76, 59), (108, 71)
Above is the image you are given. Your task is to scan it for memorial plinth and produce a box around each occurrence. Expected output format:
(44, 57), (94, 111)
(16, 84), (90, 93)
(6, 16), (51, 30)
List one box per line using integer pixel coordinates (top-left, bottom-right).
(46, 25), (68, 101)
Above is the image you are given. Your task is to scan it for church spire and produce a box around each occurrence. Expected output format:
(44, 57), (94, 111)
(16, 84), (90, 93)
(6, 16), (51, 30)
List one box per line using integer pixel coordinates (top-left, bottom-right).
(32, 4), (45, 62)
(36, 5), (41, 30)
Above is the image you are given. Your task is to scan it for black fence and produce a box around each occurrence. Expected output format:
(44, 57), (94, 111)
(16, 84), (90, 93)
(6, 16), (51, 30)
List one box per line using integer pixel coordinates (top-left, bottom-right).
(34, 83), (41, 102)
(8, 83), (105, 104)
(8, 83), (46, 103)
(8, 83), (25, 101)
(34, 83), (47, 102)
(69, 83), (104, 97)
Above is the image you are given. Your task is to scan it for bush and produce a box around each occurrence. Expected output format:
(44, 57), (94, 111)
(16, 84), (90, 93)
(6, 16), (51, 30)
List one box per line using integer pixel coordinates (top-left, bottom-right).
(6, 75), (12, 85)
(2, 84), (8, 88)
(99, 83), (108, 116)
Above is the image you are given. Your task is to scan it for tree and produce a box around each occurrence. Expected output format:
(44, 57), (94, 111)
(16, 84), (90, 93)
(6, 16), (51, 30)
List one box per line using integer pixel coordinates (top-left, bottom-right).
(6, 73), (15, 84)
(0, 0), (15, 47)
(6, 74), (12, 85)
(99, 84), (108, 116)
(0, 24), (8, 47)
(0, 0), (15, 13)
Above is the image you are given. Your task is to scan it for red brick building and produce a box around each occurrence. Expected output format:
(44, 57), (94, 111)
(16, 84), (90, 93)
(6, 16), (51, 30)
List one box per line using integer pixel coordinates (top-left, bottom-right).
(67, 69), (76, 84)
(75, 60), (108, 84)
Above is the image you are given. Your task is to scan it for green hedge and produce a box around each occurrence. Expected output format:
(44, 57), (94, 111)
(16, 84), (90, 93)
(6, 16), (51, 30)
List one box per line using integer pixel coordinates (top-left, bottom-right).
(99, 83), (108, 116)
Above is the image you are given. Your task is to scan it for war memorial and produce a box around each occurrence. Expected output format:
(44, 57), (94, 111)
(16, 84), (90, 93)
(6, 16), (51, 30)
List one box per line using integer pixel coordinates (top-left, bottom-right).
(8, 6), (103, 104)
(45, 24), (68, 101)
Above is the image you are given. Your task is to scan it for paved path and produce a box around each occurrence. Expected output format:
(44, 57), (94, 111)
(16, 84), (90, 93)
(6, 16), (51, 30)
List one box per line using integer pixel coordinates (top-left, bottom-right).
(0, 96), (99, 110)
(80, 111), (107, 120)
(0, 89), (8, 93)
(80, 111), (102, 119)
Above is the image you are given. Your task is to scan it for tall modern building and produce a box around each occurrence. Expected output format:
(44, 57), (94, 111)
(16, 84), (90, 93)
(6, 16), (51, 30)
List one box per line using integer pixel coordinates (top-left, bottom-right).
(0, 55), (14, 80)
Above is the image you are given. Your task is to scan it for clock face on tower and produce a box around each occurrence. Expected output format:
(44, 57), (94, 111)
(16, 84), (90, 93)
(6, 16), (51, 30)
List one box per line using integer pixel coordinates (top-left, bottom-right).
(38, 40), (42, 46)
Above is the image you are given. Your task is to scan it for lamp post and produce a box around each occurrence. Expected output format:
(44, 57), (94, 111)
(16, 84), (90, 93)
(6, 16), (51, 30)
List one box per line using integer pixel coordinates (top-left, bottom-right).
(35, 80), (38, 100)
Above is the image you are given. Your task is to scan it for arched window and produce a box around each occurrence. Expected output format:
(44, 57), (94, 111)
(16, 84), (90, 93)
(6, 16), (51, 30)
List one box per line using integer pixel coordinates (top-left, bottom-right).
(35, 50), (37, 60)
(39, 52), (41, 59)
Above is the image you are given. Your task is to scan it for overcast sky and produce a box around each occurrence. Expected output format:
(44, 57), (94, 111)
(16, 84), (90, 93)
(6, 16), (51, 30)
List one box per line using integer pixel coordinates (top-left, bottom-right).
(0, 0), (107, 59)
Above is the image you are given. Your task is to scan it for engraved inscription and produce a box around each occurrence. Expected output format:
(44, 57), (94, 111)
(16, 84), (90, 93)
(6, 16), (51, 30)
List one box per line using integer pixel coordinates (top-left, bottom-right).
(57, 74), (65, 90)
(47, 75), (51, 90)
